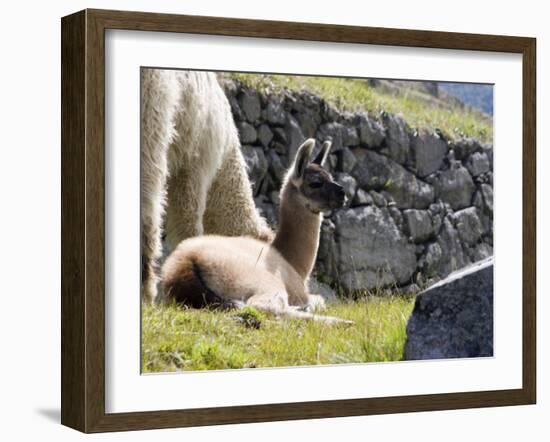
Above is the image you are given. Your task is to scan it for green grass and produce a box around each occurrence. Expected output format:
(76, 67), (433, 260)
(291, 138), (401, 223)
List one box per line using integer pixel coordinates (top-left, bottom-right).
(141, 296), (415, 373)
(228, 73), (492, 143)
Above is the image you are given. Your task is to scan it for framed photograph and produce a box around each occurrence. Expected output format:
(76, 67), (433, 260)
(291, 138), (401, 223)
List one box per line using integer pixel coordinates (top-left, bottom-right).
(61, 9), (536, 433)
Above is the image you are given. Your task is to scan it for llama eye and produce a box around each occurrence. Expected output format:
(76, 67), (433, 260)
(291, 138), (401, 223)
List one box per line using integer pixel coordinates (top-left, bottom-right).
(309, 181), (323, 189)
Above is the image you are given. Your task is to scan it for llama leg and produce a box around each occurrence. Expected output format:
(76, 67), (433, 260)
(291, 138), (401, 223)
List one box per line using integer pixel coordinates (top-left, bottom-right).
(141, 69), (179, 304)
(164, 167), (209, 250)
(246, 292), (352, 325)
(303, 294), (327, 312)
(203, 147), (274, 242)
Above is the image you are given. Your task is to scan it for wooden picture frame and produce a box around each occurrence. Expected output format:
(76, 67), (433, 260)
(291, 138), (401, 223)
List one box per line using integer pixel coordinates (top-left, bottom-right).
(61, 8), (536, 433)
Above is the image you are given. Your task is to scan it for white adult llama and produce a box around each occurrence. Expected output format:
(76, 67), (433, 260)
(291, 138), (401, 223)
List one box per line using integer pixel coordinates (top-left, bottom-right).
(141, 69), (272, 303)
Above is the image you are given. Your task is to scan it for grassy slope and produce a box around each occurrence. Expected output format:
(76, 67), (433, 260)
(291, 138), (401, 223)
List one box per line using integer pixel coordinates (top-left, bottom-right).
(142, 296), (414, 373)
(229, 73), (492, 143)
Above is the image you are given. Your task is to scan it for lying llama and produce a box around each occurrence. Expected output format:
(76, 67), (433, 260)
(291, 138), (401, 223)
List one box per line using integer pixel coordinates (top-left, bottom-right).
(141, 69), (273, 303)
(161, 139), (351, 324)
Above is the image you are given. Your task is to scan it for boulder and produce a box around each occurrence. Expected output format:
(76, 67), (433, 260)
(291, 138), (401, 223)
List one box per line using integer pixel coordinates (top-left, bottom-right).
(227, 95), (244, 121)
(344, 126), (360, 147)
(296, 111), (320, 138)
(418, 242), (443, 278)
(356, 114), (385, 148)
(339, 147), (358, 173)
(465, 151), (490, 177)
(482, 144), (494, 168)
(453, 207), (483, 246)
(334, 173), (358, 203)
(388, 206), (403, 230)
(435, 217), (471, 277)
(432, 163), (476, 210)
(382, 113), (411, 165)
(265, 100), (286, 125)
(285, 115), (306, 163)
(452, 137), (482, 160)
(410, 130), (448, 177)
(308, 278), (337, 302)
(480, 184), (493, 214)
(317, 121), (347, 152)
(369, 190), (387, 207)
(352, 188), (373, 207)
(267, 150), (286, 184)
(254, 196), (278, 227)
(241, 145), (268, 193)
(466, 242), (493, 262)
(237, 121), (257, 144)
(353, 150), (434, 209)
(404, 257), (494, 360)
(403, 209), (434, 243)
(239, 89), (262, 123)
(316, 219), (338, 277)
(333, 206), (416, 291)
(257, 124), (274, 148)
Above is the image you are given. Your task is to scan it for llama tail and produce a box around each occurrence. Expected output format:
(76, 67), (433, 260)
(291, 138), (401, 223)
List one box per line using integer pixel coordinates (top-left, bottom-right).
(281, 308), (354, 326)
(161, 252), (239, 309)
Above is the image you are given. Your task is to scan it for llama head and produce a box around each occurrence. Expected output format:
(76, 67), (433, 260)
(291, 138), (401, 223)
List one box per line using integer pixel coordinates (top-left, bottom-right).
(287, 138), (346, 213)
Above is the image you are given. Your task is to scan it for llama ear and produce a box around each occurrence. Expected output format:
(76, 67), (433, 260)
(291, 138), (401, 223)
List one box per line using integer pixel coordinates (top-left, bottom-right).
(312, 140), (332, 166)
(292, 139), (315, 179)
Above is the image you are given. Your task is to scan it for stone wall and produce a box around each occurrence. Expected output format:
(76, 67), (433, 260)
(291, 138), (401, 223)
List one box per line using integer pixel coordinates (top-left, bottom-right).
(223, 79), (494, 294)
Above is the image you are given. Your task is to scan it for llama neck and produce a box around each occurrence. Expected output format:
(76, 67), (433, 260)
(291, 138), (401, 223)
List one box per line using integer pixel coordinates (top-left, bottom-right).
(272, 184), (322, 281)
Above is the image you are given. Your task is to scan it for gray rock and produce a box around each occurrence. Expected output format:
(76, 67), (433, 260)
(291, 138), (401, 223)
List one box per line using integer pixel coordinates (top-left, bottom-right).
(431, 213), (442, 234)
(267, 150), (286, 184)
(357, 114), (385, 148)
(435, 217), (470, 277)
(432, 163), (476, 210)
(404, 257), (493, 360)
(482, 144), (493, 168)
(465, 152), (490, 177)
(316, 219), (338, 277)
(418, 242), (443, 278)
(257, 124), (273, 148)
(467, 242), (493, 262)
(334, 206), (417, 291)
(238, 121), (257, 144)
(228, 95), (244, 121)
(454, 207), (483, 246)
(453, 137), (482, 160)
(403, 209), (434, 243)
(411, 130), (448, 177)
(254, 197), (278, 227)
(239, 90), (262, 123)
(428, 202), (443, 215)
(317, 121), (346, 152)
(296, 111), (319, 138)
(308, 278), (337, 302)
(352, 188), (373, 207)
(480, 184), (493, 214)
(327, 153), (338, 171)
(241, 145), (268, 193)
(339, 147), (357, 173)
(402, 283), (421, 295)
(388, 206), (403, 230)
(266, 100), (286, 125)
(285, 115), (306, 163)
(344, 126), (360, 147)
(382, 113), (410, 165)
(335, 173), (358, 203)
(353, 150), (434, 209)
(269, 190), (281, 205)
(369, 190), (387, 207)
